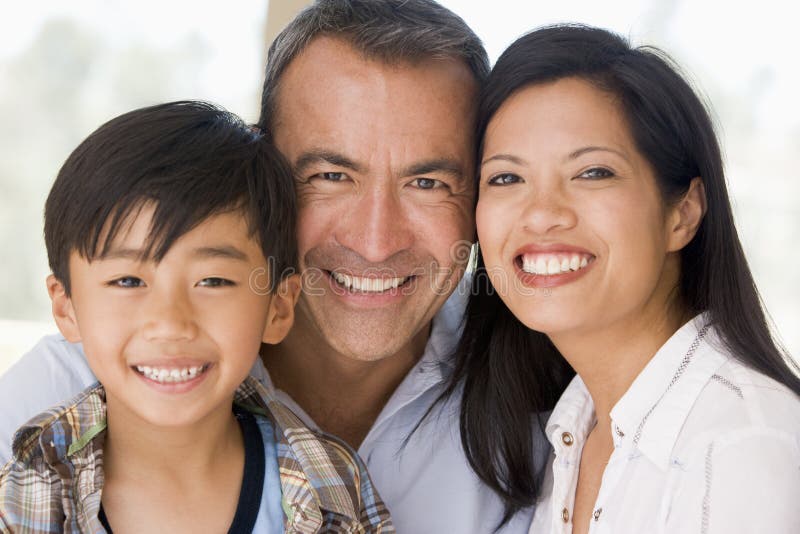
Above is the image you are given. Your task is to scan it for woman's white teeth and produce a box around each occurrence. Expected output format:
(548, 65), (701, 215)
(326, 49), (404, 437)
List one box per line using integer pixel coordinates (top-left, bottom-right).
(135, 365), (206, 383)
(521, 253), (592, 275)
(332, 272), (408, 292)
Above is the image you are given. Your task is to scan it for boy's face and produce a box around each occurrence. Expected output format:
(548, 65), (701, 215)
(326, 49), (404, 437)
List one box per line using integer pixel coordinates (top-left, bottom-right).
(48, 204), (299, 428)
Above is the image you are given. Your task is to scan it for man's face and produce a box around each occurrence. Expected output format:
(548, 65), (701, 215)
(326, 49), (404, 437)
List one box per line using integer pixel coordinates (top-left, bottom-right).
(272, 37), (477, 361)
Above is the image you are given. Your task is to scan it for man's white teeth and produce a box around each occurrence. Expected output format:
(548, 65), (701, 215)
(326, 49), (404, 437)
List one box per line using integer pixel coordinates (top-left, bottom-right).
(135, 365), (206, 383)
(521, 253), (592, 275)
(332, 272), (408, 292)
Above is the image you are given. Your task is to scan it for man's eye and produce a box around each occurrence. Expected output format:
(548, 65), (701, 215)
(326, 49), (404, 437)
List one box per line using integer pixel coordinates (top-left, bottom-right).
(578, 167), (614, 180)
(411, 178), (446, 190)
(197, 277), (235, 288)
(320, 172), (345, 181)
(487, 173), (522, 186)
(108, 276), (145, 288)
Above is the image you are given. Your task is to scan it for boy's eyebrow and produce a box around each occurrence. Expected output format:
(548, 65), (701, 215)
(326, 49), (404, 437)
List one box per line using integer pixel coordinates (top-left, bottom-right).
(100, 247), (147, 261)
(100, 246), (249, 261)
(192, 245), (249, 261)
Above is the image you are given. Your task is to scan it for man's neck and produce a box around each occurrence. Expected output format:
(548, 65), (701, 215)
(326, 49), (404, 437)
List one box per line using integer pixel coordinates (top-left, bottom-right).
(262, 321), (431, 449)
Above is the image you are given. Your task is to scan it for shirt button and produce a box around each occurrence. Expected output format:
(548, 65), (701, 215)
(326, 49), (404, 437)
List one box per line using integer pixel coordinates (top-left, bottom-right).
(561, 432), (574, 446)
(593, 507), (603, 521)
(562, 507), (570, 523)
(614, 424), (625, 437)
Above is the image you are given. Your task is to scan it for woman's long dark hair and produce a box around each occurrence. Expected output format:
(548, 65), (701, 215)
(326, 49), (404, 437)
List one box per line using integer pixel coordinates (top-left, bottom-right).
(439, 24), (800, 527)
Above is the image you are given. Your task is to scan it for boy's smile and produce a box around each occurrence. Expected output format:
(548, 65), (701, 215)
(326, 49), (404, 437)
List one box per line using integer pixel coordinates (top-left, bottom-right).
(49, 204), (298, 428)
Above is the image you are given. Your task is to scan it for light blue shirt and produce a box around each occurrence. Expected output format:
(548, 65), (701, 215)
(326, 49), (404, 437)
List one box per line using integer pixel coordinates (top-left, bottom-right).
(253, 415), (284, 534)
(0, 281), (541, 533)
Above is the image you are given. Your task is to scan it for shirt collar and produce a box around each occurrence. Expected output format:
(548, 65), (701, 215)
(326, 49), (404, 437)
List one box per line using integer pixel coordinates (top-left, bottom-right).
(12, 377), (367, 532)
(609, 313), (729, 469)
(545, 374), (596, 454)
(234, 376), (363, 531)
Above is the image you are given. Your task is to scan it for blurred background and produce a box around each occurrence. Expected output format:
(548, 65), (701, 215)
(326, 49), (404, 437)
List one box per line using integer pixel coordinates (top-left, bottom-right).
(1, 0), (797, 374)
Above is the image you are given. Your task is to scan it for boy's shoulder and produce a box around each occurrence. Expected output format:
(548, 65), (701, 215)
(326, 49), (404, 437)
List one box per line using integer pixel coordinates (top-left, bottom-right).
(236, 377), (394, 533)
(0, 383), (107, 533)
(5, 382), (107, 468)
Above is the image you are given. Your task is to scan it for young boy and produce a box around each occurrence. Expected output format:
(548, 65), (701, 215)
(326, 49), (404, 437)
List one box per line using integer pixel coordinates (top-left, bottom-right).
(0, 101), (393, 533)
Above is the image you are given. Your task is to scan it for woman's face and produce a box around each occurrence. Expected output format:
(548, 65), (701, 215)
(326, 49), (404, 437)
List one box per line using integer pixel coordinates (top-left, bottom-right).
(477, 77), (686, 339)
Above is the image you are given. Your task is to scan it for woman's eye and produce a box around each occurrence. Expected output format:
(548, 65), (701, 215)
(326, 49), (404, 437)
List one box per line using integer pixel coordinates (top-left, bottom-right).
(487, 173), (522, 186)
(197, 277), (235, 288)
(108, 276), (145, 288)
(578, 167), (614, 179)
(411, 177), (447, 190)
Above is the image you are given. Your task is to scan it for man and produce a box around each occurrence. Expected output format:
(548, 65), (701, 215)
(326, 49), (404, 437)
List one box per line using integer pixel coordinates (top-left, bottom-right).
(0, 2), (539, 532)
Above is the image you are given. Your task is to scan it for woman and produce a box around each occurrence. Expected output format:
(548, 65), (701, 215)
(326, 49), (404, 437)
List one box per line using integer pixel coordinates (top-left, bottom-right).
(446, 25), (800, 533)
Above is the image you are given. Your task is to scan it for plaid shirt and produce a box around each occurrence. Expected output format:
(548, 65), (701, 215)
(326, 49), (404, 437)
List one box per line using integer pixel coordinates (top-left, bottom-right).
(0, 377), (393, 533)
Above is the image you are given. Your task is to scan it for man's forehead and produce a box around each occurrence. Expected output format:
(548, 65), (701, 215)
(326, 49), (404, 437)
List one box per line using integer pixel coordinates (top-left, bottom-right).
(271, 35), (478, 129)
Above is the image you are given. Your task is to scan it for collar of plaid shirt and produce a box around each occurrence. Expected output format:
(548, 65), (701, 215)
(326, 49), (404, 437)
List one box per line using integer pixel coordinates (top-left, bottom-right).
(1, 376), (393, 533)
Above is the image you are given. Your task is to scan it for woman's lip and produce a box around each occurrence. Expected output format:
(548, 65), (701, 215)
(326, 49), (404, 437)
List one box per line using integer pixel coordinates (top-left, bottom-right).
(513, 243), (595, 256)
(513, 257), (595, 289)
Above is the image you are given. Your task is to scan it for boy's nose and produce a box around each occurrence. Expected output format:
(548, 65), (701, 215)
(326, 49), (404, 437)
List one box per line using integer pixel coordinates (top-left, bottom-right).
(141, 292), (198, 342)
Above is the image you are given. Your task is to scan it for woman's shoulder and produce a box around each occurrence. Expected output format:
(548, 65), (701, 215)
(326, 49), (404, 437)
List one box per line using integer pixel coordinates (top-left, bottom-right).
(680, 350), (800, 458)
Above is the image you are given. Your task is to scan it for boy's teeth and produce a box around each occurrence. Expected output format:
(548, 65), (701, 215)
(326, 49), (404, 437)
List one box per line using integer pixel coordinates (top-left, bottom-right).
(521, 253), (593, 275)
(135, 364), (207, 383)
(331, 272), (409, 293)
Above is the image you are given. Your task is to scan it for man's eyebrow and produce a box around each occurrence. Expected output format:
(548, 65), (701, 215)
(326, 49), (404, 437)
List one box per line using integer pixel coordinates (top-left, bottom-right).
(294, 150), (364, 175)
(567, 145), (630, 162)
(481, 154), (528, 168)
(192, 246), (249, 261)
(402, 158), (465, 180)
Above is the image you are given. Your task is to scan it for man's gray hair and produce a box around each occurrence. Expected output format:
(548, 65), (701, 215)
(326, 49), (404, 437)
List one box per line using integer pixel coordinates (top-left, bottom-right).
(258, 0), (489, 128)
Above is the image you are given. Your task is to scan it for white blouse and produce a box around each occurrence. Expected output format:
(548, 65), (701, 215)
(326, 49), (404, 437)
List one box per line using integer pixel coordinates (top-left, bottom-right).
(529, 315), (800, 534)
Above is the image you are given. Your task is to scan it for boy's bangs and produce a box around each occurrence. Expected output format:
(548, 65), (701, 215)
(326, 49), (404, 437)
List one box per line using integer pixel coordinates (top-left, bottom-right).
(82, 196), (253, 264)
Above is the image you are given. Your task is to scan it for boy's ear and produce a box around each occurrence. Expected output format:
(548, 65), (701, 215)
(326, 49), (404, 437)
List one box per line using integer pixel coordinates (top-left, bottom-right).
(667, 177), (707, 252)
(47, 274), (81, 343)
(261, 274), (301, 345)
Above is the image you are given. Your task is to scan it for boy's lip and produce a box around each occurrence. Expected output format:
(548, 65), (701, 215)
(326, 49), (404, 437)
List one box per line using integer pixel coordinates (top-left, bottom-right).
(130, 357), (211, 368)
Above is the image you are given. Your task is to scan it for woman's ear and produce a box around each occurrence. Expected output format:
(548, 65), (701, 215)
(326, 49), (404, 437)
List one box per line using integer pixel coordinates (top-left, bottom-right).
(261, 274), (302, 345)
(667, 177), (707, 252)
(47, 274), (81, 343)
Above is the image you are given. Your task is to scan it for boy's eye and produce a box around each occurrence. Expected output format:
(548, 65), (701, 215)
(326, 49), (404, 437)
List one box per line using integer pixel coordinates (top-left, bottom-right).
(577, 167), (615, 180)
(108, 276), (145, 288)
(197, 277), (235, 288)
(487, 173), (522, 186)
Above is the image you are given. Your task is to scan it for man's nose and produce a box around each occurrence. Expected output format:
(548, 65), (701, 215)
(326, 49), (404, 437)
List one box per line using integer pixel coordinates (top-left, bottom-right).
(141, 287), (198, 342)
(338, 185), (414, 263)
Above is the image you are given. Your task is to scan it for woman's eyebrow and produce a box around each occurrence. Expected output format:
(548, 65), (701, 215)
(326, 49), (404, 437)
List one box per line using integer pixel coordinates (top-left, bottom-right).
(567, 145), (630, 162)
(481, 153), (528, 168)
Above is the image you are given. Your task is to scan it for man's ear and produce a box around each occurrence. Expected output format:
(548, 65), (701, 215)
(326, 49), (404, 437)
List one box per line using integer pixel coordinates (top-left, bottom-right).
(47, 274), (81, 343)
(261, 274), (301, 345)
(667, 177), (707, 252)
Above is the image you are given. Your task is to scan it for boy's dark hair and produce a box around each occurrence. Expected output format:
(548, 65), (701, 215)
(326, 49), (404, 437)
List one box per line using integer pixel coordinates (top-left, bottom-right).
(45, 100), (297, 295)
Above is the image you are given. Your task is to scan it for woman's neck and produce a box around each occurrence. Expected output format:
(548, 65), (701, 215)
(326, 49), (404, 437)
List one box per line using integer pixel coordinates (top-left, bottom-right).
(551, 302), (689, 430)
